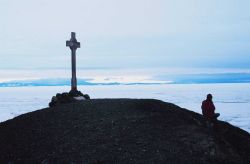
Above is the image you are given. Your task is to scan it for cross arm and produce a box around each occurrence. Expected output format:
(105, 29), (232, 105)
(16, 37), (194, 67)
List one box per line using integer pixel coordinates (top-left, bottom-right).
(66, 41), (80, 48)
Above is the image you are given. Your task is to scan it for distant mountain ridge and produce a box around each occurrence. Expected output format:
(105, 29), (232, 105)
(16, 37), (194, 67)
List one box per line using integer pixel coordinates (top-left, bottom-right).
(0, 73), (250, 87)
(0, 78), (167, 87)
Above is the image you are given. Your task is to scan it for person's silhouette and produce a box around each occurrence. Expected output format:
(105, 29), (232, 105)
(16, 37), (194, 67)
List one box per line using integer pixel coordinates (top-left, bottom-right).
(201, 94), (220, 127)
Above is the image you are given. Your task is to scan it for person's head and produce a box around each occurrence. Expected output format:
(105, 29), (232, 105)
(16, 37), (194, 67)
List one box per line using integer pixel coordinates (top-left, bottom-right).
(207, 94), (213, 101)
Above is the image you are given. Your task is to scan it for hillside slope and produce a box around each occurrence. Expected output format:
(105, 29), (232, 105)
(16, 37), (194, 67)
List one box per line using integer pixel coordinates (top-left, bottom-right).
(0, 99), (249, 163)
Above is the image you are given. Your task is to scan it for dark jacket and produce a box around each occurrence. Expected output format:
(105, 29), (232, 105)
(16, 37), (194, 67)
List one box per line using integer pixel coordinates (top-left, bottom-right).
(201, 99), (215, 118)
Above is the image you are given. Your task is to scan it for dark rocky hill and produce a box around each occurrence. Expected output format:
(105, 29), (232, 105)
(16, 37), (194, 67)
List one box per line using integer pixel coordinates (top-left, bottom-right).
(0, 99), (249, 164)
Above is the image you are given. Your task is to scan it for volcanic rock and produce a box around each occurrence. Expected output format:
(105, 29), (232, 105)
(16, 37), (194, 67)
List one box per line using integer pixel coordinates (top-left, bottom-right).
(0, 99), (249, 163)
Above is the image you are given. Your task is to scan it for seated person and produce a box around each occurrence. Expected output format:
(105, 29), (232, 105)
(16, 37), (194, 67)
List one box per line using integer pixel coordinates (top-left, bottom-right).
(201, 94), (220, 121)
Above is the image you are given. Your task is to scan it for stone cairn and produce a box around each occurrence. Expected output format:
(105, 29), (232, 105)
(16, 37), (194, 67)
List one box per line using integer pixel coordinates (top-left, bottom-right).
(49, 91), (90, 107)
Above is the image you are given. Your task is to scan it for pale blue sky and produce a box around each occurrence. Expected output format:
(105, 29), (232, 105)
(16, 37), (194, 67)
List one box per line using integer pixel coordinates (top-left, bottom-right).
(0, 0), (250, 70)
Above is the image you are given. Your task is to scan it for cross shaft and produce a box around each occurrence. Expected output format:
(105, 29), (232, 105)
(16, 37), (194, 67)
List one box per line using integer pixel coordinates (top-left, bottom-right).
(66, 32), (80, 93)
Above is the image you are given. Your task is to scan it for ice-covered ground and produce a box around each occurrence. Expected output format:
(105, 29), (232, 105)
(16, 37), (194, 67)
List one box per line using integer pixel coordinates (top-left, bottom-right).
(0, 83), (249, 132)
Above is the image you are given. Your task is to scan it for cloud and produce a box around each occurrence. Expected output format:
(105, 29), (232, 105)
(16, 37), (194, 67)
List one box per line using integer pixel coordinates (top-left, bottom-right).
(0, 0), (249, 69)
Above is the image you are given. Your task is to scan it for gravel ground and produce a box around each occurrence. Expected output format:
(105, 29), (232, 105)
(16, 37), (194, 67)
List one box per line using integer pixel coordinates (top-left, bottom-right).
(0, 99), (249, 164)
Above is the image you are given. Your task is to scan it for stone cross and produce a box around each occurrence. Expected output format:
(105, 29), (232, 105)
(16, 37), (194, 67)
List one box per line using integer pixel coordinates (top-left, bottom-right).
(66, 32), (80, 93)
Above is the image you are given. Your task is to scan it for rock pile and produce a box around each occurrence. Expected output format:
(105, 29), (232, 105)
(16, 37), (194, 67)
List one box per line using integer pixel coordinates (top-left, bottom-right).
(49, 90), (90, 107)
